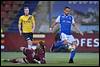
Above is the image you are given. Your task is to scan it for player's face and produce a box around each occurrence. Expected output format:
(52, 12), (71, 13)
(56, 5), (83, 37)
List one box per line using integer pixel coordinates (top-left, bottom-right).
(64, 8), (71, 15)
(37, 43), (40, 47)
(24, 8), (29, 15)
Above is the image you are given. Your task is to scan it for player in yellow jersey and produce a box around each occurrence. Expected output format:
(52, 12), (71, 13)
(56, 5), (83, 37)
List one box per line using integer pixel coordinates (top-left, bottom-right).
(18, 7), (35, 49)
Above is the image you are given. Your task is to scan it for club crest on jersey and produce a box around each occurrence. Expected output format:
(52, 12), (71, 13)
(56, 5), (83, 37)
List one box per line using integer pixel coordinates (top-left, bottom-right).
(67, 16), (72, 20)
(62, 20), (66, 22)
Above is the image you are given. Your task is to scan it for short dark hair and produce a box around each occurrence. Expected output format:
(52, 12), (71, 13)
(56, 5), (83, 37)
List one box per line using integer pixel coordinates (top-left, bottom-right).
(64, 7), (71, 10)
(39, 41), (45, 45)
(24, 7), (29, 9)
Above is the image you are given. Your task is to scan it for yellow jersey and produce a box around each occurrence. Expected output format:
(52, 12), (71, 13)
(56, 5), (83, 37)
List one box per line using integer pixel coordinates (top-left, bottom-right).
(19, 15), (35, 33)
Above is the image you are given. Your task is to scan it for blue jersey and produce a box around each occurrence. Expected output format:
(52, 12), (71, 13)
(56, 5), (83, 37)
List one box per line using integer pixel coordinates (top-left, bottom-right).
(56, 14), (75, 35)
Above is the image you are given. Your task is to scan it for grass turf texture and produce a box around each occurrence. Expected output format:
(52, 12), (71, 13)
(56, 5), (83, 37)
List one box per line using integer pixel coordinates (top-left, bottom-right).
(1, 52), (99, 66)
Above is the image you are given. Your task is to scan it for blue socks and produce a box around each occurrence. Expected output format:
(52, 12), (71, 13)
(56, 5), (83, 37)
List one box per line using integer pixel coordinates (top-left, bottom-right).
(70, 49), (76, 60)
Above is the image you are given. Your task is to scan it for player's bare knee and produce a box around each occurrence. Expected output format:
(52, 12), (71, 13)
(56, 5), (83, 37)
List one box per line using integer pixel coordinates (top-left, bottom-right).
(72, 41), (77, 47)
(27, 40), (32, 45)
(63, 40), (68, 45)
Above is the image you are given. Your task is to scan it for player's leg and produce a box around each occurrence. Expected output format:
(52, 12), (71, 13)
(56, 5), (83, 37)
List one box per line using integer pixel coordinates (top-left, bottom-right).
(1, 59), (11, 62)
(2, 58), (26, 64)
(24, 33), (33, 49)
(50, 33), (69, 52)
(40, 59), (46, 64)
(68, 44), (77, 63)
(41, 58), (46, 64)
(50, 40), (66, 52)
(33, 55), (46, 64)
(60, 33), (69, 45)
(13, 58), (26, 63)
(27, 39), (33, 49)
(51, 33), (69, 52)
(60, 33), (77, 63)
(22, 33), (31, 49)
(50, 33), (62, 52)
(67, 35), (77, 63)
(58, 33), (69, 49)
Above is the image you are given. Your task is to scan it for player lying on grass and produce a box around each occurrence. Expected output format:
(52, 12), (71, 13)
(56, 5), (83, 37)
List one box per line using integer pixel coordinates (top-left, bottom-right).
(2, 41), (46, 64)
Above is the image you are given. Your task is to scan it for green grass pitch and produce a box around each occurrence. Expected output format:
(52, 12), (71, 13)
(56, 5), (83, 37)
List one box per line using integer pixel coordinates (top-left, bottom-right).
(1, 52), (99, 66)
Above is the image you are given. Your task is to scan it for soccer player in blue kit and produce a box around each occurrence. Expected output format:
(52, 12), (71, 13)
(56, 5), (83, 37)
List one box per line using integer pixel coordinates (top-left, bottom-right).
(50, 7), (83, 63)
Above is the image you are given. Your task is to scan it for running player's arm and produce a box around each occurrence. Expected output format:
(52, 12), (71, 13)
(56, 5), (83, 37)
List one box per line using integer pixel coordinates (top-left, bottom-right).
(50, 16), (60, 32)
(18, 16), (22, 35)
(72, 17), (83, 36)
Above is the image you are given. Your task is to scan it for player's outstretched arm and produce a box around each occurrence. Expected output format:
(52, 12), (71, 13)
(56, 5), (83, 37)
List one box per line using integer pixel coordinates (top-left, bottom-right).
(72, 23), (83, 36)
(49, 22), (58, 32)
(18, 24), (22, 35)
(32, 23), (35, 33)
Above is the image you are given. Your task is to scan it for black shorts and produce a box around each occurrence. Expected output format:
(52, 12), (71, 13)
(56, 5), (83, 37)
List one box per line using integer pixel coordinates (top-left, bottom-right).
(22, 33), (33, 41)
